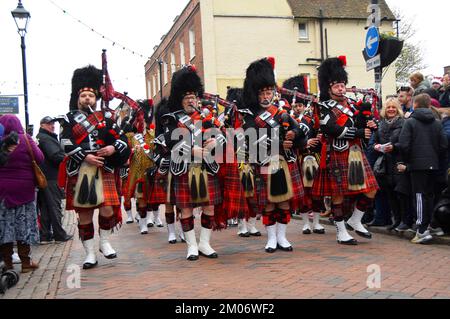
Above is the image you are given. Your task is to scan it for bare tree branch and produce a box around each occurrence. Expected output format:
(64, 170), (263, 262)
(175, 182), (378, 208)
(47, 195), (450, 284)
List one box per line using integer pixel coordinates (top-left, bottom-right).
(391, 8), (427, 83)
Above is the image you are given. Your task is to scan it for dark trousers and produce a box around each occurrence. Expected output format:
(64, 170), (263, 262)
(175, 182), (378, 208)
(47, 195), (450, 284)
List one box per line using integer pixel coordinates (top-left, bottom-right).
(410, 171), (435, 234)
(37, 181), (67, 241)
(397, 193), (414, 226)
(373, 190), (391, 224)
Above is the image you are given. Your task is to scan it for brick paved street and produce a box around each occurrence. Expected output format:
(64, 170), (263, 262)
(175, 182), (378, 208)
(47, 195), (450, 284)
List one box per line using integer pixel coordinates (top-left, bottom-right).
(2, 208), (450, 299)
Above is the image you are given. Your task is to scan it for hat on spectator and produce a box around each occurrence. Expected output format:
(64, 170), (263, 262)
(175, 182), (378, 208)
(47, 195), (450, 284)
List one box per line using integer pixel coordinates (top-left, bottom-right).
(432, 79), (442, 86)
(40, 116), (58, 125)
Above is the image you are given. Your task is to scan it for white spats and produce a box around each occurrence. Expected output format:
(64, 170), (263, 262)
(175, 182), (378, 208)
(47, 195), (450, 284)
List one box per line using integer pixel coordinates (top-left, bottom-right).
(139, 216), (148, 235)
(99, 229), (117, 259)
(126, 210), (134, 224)
(276, 223), (292, 250)
(82, 239), (97, 269)
(335, 221), (357, 245)
(152, 210), (163, 227)
(198, 227), (217, 258)
(347, 208), (372, 238)
(265, 224), (277, 252)
(301, 213), (312, 234)
(312, 213), (325, 234)
(247, 217), (261, 236)
(184, 229), (199, 260)
(167, 223), (177, 243)
(237, 219), (249, 237)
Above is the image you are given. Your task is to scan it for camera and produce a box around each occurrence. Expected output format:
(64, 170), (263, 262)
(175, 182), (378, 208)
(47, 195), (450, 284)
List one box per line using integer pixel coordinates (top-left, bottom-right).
(0, 258), (20, 294)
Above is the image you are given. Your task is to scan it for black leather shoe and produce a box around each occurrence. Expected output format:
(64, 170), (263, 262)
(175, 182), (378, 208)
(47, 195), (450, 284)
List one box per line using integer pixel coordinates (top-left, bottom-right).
(54, 235), (73, 243)
(83, 261), (98, 269)
(277, 244), (293, 252)
(199, 251), (218, 258)
(99, 249), (117, 259)
(239, 232), (250, 238)
(303, 229), (312, 235)
(187, 255), (199, 261)
(337, 239), (358, 245)
(249, 231), (261, 237)
(387, 222), (401, 231)
(147, 222), (154, 228)
(313, 229), (326, 235)
(169, 240), (177, 244)
(265, 247), (277, 253)
(355, 230), (372, 239)
(367, 221), (388, 227)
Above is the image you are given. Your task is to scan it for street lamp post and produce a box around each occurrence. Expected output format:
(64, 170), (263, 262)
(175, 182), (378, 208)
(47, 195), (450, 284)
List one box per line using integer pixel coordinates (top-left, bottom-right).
(11, 1), (31, 130)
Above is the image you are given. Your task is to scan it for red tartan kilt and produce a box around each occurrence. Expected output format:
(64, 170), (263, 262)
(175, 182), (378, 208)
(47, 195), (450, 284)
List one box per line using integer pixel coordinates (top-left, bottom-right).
(257, 161), (304, 212)
(312, 148), (379, 197)
(119, 177), (127, 197)
(147, 171), (168, 205)
(288, 161), (304, 211)
(171, 171), (222, 209)
(222, 163), (249, 219)
(65, 169), (121, 210)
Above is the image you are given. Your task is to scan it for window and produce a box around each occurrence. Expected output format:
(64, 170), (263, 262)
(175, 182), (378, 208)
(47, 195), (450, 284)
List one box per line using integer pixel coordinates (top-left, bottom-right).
(163, 61), (168, 85)
(152, 75), (157, 98)
(180, 42), (186, 66)
(157, 68), (161, 92)
(147, 79), (152, 98)
(189, 28), (196, 60)
(171, 52), (176, 75)
(299, 22), (309, 40)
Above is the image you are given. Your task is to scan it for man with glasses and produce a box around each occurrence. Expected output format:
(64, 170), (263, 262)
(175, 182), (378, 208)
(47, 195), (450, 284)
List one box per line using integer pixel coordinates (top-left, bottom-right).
(241, 57), (307, 253)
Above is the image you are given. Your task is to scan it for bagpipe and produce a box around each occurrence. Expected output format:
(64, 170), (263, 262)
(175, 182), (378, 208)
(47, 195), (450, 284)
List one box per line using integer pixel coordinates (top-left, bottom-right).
(202, 92), (237, 129)
(94, 50), (142, 167)
(346, 86), (380, 122)
(277, 87), (321, 131)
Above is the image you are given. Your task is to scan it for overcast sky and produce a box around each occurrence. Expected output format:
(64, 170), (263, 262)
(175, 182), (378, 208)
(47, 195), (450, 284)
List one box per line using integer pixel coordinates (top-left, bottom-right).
(0, 0), (448, 133)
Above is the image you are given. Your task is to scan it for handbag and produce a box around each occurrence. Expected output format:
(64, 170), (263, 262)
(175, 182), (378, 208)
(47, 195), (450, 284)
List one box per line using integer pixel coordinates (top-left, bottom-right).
(373, 155), (386, 176)
(24, 136), (48, 189)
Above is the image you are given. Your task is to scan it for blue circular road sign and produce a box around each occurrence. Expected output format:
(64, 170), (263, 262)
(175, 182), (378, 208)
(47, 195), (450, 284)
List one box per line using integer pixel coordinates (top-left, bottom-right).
(365, 26), (380, 59)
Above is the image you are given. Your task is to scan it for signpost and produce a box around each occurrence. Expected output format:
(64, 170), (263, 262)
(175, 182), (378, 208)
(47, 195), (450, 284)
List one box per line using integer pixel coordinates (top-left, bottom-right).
(366, 1), (382, 108)
(0, 96), (20, 114)
(365, 26), (380, 59)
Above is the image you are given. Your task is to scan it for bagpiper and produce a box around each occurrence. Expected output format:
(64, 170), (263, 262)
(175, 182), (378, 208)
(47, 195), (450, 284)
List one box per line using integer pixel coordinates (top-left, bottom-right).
(281, 76), (325, 235)
(148, 99), (185, 244)
(241, 57), (307, 253)
(223, 87), (261, 238)
(164, 65), (225, 260)
(123, 99), (158, 235)
(59, 66), (131, 269)
(312, 57), (379, 245)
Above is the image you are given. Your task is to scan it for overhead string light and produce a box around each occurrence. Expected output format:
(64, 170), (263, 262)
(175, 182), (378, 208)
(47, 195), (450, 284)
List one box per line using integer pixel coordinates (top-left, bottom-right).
(48, 0), (191, 71)
(48, 0), (151, 60)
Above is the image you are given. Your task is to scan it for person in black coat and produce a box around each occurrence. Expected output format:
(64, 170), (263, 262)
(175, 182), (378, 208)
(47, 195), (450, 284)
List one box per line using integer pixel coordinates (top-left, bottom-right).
(36, 116), (72, 243)
(439, 74), (450, 107)
(398, 94), (448, 244)
(370, 98), (406, 230)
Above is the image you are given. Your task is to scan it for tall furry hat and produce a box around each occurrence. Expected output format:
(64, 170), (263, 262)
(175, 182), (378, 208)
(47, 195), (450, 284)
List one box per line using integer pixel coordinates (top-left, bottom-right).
(318, 56), (348, 102)
(226, 87), (244, 109)
(281, 76), (308, 104)
(168, 65), (204, 112)
(69, 65), (103, 110)
(154, 98), (169, 136)
(243, 57), (276, 112)
(137, 99), (154, 124)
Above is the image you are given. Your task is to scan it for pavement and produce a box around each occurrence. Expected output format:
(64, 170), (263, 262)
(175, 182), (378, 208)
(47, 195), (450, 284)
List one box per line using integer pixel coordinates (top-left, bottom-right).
(1, 208), (450, 299)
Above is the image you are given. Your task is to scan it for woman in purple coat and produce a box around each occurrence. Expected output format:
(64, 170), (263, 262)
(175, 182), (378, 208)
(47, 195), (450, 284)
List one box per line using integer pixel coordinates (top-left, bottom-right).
(0, 115), (44, 273)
